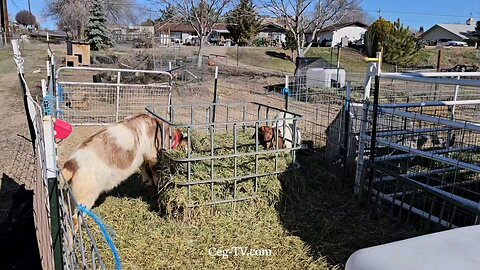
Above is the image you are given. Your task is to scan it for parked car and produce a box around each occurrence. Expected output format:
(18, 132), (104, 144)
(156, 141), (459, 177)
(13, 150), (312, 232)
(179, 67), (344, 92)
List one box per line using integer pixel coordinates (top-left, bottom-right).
(445, 41), (468, 47)
(441, 64), (479, 72)
(184, 36), (199, 46)
(436, 38), (452, 47)
(170, 37), (182, 44)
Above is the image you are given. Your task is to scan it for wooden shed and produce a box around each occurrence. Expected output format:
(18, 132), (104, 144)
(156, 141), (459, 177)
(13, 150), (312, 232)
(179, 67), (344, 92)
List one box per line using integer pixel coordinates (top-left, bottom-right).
(66, 40), (90, 67)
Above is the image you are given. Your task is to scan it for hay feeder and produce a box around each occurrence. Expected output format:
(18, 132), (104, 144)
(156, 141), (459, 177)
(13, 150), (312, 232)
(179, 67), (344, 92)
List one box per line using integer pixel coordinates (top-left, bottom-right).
(146, 102), (303, 214)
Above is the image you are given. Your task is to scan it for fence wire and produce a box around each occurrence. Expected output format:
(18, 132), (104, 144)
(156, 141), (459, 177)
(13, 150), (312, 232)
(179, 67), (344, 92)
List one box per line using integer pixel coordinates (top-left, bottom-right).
(357, 73), (480, 231)
(12, 39), (118, 270)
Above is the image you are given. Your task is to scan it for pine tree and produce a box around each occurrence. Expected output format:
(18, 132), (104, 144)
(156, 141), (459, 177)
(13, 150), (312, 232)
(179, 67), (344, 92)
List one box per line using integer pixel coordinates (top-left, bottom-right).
(226, 0), (263, 46)
(85, 0), (113, 51)
(156, 4), (176, 23)
(282, 31), (297, 61)
(364, 18), (394, 57)
(383, 19), (420, 66)
(474, 21), (480, 49)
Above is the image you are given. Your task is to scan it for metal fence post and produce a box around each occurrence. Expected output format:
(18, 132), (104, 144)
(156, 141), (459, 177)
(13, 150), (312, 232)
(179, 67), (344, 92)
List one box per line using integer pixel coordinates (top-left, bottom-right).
(115, 71), (121, 122)
(212, 66), (218, 123)
(365, 75), (381, 203)
(284, 75), (289, 110)
(44, 116), (64, 270)
(355, 101), (369, 198)
(342, 82), (352, 189)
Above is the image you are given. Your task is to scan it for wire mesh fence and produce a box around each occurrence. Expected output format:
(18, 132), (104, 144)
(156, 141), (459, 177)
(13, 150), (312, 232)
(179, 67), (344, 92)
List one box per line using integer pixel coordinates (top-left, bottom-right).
(356, 72), (480, 231)
(56, 67), (173, 125)
(12, 39), (119, 269)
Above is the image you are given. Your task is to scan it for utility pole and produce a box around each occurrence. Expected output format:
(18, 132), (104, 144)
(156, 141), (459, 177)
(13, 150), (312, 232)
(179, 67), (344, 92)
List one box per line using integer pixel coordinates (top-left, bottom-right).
(377, 9), (382, 19)
(28, 0), (33, 29)
(0, 0), (9, 43)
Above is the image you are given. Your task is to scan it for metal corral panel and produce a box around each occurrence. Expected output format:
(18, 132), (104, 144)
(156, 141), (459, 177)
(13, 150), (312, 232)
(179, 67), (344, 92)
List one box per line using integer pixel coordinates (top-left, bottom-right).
(306, 68), (346, 88)
(346, 225), (480, 270)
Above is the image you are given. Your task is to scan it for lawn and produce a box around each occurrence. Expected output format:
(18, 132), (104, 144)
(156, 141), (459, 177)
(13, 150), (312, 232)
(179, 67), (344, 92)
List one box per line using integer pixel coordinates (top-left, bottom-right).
(226, 47), (295, 73)
(227, 46), (480, 75)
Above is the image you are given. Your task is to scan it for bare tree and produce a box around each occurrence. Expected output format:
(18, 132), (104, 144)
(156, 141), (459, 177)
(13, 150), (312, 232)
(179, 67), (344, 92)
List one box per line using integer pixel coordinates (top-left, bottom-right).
(15, 10), (37, 27)
(336, 2), (372, 25)
(261, 0), (359, 70)
(45, 0), (138, 39)
(155, 0), (232, 67)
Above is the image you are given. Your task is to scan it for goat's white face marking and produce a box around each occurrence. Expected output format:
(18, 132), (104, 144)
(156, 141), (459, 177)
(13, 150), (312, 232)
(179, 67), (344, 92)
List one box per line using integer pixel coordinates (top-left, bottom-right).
(109, 124), (136, 150)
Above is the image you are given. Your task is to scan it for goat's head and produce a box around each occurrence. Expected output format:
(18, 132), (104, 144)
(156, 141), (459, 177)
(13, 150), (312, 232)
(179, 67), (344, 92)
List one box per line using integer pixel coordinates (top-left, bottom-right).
(253, 126), (284, 150)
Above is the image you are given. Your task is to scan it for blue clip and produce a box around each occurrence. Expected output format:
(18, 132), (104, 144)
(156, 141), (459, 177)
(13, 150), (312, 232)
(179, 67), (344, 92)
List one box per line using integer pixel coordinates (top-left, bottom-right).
(57, 84), (64, 103)
(43, 94), (54, 116)
(282, 87), (292, 97)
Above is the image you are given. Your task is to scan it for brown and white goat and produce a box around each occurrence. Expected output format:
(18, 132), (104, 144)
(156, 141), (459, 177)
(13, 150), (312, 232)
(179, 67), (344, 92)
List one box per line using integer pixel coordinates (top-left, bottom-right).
(254, 112), (301, 150)
(61, 113), (185, 220)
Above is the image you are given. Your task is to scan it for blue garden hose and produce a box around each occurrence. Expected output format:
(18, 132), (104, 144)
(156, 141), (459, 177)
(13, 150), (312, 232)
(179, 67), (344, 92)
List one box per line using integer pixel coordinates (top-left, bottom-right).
(77, 205), (122, 270)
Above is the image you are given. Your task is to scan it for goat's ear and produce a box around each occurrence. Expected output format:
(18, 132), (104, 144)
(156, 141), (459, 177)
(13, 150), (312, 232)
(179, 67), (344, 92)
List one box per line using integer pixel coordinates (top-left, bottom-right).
(175, 129), (184, 139)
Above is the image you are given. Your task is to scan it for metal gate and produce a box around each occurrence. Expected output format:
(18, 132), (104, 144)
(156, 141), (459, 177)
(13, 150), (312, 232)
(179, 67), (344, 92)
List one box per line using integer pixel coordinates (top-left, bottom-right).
(56, 67), (173, 125)
(356, 66), (480, 230)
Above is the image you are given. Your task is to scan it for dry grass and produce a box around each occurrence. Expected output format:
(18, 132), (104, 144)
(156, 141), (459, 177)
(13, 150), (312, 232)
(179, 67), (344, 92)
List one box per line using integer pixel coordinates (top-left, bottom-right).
(75, 149), (418, 270)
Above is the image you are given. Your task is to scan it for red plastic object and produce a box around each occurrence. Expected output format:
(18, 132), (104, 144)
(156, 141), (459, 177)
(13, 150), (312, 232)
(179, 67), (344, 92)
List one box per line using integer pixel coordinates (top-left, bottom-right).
(54, 119), (73, 140)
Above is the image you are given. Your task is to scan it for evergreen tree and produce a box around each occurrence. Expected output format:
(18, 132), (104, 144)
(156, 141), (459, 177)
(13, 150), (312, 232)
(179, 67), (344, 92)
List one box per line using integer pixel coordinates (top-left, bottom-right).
(383, 19), (420, 66)
(282, 31), (297, 61)
(474, 21), (480, 49)
(85, 0), (113, 51)
(364, 18), (394, 57)
(226, 0), (263, 46)
(156, 4), (176, 23)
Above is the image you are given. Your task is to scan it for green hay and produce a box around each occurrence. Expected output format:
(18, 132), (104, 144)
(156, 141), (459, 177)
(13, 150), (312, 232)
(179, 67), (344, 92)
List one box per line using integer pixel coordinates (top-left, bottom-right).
(157, 130), (291, 217)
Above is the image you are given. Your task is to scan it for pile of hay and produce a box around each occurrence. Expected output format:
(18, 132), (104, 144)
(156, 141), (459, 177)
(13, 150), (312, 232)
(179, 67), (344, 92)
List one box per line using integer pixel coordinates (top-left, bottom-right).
(156, 129), (293, 218)
(74, 151), (420, 270)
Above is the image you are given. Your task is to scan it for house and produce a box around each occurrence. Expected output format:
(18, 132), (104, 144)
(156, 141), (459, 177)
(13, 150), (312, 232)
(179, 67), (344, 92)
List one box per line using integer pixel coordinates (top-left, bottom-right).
(306, 21), (368, 47)
(422, 18), (476, 44)
(29, 30), (68, 43)
(258, 18), (287, 46)
(154, 23), (232, 45)
(154, 19), (289, 47)
(110, 25), (154, 43)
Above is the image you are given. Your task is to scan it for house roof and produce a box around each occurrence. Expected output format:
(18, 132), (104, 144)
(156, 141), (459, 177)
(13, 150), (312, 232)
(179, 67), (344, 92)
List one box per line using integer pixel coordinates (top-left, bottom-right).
(32, 30), (68, 38)
(155, 23), (229, 33)
(422, 23), (476, 40)
(306, 21), (368, 34)
(155, 23), (195, 33)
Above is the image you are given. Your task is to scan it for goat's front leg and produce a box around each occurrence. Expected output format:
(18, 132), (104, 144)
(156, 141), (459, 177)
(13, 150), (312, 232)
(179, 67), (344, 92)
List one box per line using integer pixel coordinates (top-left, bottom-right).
(139, 162), (156, 186)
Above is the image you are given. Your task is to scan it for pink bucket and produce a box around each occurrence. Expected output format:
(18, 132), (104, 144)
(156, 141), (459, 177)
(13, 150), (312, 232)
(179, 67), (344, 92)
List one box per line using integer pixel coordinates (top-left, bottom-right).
(54, 119), (72, 140)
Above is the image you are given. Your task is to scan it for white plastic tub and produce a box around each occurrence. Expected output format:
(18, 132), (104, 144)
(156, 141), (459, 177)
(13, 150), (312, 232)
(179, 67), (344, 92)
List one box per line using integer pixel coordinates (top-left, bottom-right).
(346, 225), (480, 270)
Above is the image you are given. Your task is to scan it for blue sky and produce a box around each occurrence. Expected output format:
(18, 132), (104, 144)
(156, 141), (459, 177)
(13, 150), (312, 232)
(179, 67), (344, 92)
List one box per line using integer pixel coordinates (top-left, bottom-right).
(7, 0), (480, 30)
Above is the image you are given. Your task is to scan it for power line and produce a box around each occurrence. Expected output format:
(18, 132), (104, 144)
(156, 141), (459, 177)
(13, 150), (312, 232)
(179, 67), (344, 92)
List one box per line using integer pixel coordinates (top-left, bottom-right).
(9, 0), (21, 12)
(364, 9), (474, 19)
